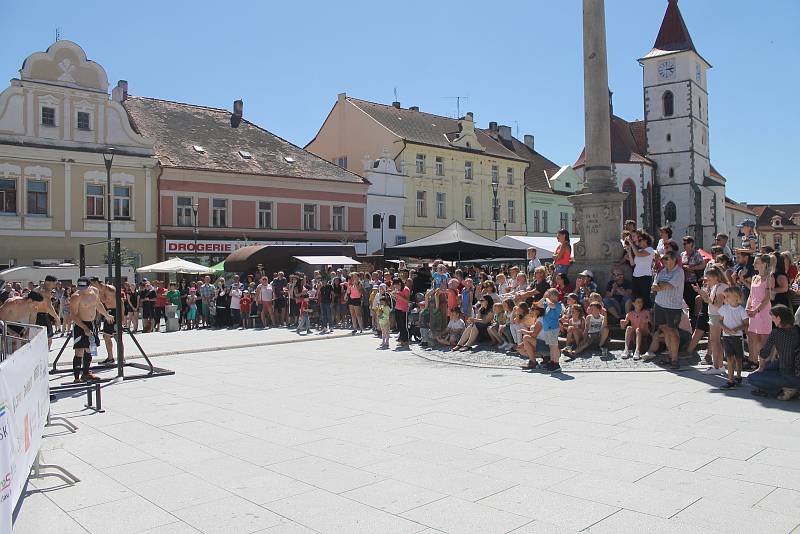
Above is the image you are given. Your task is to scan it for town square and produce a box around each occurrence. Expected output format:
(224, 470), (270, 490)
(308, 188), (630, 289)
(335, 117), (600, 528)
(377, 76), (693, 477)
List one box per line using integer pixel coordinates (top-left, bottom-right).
(0, 1), (799, 533)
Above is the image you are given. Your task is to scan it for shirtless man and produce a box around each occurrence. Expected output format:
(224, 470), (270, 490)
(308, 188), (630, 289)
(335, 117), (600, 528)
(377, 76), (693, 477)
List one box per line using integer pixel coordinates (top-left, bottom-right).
(70, 277), (113, 382)
(32, 274), (62, 349)
(90, 277), (123, 364)
(0, 291), (51, 351)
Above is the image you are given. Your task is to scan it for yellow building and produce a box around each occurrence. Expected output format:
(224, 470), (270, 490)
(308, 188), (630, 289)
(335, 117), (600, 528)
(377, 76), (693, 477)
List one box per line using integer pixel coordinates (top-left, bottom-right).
(0, 41), (157, 270)
(306, 94), (528, 242)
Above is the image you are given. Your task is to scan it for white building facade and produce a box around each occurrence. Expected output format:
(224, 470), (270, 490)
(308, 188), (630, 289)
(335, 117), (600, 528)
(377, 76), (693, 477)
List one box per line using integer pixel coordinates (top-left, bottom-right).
(363, 152), (406, 254)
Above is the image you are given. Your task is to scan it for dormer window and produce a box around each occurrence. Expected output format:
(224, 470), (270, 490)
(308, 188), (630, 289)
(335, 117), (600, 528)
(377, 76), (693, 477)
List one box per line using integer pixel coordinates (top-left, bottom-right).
(239, 150), (252, 160)
(283, 156), (295, 164)
(76, 111), (91, 131)
(771, 217), (783, 228)
(41, 107), (56, 127)
(193, 145), (205, 153)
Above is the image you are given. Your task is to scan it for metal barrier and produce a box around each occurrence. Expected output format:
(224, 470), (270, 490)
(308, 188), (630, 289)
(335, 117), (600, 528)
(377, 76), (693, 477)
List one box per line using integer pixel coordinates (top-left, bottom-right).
(0, 320), (36, 362)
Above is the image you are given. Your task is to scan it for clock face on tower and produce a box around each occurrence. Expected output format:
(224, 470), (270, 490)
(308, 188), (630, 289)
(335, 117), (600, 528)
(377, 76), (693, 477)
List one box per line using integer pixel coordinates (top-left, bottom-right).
(658, 59), (676, 80)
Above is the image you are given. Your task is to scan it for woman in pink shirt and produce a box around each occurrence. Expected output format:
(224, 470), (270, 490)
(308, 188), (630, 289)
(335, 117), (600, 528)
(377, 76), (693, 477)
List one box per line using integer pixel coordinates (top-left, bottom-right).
(553, 229), (572, 275)
(347, 273), (364, 334)
(393, 279), (412, 346)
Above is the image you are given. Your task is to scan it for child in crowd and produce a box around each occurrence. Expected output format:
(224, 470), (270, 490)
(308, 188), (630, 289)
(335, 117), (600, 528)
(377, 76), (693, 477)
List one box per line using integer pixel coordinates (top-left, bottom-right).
(560, 293), (579, 334)
(229, 284), (242, 328)
(239, 290), (252, 329)
(719, 287), (749, 389)
(436, 307), (465, 347)
(377, 296), (392, 349)
(571, 302), (606, 357)
(487, 302), (507, 346)
(519, 305), (543, 361)
(620, 296), (651, 360)
(295, 285), (311, 335)
(498, 298), (516, 351)
(185, 287), (198, 330)
(563, 304), (586, 354)
(525, 288), (563, 371)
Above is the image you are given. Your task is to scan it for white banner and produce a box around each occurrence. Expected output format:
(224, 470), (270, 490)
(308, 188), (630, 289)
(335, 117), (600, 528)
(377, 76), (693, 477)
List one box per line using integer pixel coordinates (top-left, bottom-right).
(0, 327), (49, 533)
(165, 239), (367, 255)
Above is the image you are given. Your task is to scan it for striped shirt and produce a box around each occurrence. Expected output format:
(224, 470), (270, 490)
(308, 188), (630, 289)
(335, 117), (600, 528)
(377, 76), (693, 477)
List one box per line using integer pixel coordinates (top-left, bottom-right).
(654, 265), (684, 310)
(198, 283), (215, 300)
(760, 326), (800, 377)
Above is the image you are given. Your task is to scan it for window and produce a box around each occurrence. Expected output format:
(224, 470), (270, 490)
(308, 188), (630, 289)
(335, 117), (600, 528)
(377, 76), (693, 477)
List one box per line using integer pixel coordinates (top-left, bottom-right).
(26, 180), (48, 215)
(41, 107), (55, 127)
(492, 196), (500, 222)
(464, 161), (473, 180)
(668, 167), (675, 178)
(435, 157), (444, 176)
(464, 196), (473, 220)
(76, 111), (91, 130)
(622, 179), (636, 223)
(774, 234), (782, 248)
(113, 186), (131, 219)
(663, 91), (674, 117)
(177, 197), (193, 226)
(491, 165), (499, 184)
(435, 192), (446, 219)
(415, 154), (425, 174)
(416, 191), (427, 218)
(336, 156), (347, 168)
(542, 210), (548, 233)
(664, 201), (677, 223)
(666, 133), (671, 142)
(212, 198), (227, 227)
(332, 205), (345, 231)
(303, 204), (317, 230)
(86, 184), (104, 219)
(0, 179), (17, 214)
(698, 98), (702, 119)
(560, 211), (568, 231)
(372, 213), (381, 229)
(193, 145), (205, 153)
(388, 214), (396, 229)
(258, 201), (273, 229)
(239, 150), (252, 160)
(506, 167), (514, 185)
(533, 209), (540, 233)
(507, 200), (516, 223)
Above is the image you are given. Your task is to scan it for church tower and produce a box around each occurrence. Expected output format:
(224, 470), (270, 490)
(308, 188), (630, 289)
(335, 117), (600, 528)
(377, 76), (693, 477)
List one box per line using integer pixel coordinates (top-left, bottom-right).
(639, 0), (722, 247)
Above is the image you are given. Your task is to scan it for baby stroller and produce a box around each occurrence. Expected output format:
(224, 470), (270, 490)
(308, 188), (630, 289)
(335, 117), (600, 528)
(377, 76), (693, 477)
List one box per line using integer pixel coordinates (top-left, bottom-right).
(407, 293), (424, 342)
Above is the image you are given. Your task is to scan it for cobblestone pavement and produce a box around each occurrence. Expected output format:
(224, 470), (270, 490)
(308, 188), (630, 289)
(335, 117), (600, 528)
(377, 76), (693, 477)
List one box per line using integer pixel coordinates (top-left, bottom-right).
(411, 343), (704, 372)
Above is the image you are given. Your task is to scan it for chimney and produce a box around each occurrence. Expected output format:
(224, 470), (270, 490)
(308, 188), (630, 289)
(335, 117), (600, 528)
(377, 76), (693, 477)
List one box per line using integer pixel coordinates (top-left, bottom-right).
(465, 111), (473, 120)
(488, 121), (498, 132)
(392, 101), (401, 109)
(337, 92), (346, 104)
(497, 125), (512, 141)
(231, 99), (243, 128)
(111, 80), (128, 102)
(409, 106), (419, 111)
(524, 134), (535, 150)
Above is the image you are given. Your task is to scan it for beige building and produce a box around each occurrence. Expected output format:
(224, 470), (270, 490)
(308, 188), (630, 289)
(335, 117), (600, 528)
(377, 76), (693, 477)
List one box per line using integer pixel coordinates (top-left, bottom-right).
(0, 41), (157, 270)
(306, 94), (529, 242)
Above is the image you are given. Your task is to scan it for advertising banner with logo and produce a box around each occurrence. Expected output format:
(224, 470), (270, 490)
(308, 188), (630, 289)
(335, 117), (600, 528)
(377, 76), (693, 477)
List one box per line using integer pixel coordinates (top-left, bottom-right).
(0, 328), (49, 533)
(165, 239), (367, 255)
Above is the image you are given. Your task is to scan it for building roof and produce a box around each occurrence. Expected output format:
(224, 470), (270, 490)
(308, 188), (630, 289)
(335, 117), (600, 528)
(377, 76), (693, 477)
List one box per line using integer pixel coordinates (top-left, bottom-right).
(483, 131), (561, 193)
(641, 0), (705, 62)
(724, 197), (756, 214)
(749, 204), (800, 230)
(123, 96), (363, 183)
(345, 97), (526, 162)
(573, 115), (654, 168)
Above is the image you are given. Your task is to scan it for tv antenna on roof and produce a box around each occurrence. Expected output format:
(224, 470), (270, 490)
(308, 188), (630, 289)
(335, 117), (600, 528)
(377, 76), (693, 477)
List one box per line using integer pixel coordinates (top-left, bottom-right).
(441, 96), (469, 118)
(55, 27), (61, 41)
(393, 87), (398, 102)
(512, 120), (519, 138)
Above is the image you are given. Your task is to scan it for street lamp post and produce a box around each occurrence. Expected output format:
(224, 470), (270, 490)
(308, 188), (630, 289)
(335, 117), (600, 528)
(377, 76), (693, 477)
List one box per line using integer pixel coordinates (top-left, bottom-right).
(102, 148), (115, 280)
(490, 181), (499, 240)
(192, 202), (199, 260)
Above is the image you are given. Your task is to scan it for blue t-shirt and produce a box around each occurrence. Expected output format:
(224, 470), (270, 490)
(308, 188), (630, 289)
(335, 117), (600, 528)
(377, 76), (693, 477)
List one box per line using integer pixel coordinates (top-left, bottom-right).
(432, 272), (449, 289)
(461, 288), (472, 315)
(541, 301), (562, 331)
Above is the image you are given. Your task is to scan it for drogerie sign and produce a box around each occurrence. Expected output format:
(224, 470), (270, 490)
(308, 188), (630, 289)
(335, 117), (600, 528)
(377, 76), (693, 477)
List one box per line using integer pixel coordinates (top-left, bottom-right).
(164, 240), (368, 255)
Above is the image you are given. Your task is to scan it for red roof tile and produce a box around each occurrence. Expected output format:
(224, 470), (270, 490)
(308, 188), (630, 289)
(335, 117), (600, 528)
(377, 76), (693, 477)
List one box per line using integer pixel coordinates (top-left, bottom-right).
(574, 115), (653, 168)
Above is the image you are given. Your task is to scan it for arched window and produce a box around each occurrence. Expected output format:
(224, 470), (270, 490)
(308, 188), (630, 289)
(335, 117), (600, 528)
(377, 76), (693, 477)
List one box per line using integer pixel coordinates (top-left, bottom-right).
(622, 179), (637, 223)
(388, 215), (396, 229)
(663, 91), (674, 117)
(664, 201), (677, 224)
(669, 167), (675, 178)
(372, 213), (381, 229)
(464, 196), (473, 219)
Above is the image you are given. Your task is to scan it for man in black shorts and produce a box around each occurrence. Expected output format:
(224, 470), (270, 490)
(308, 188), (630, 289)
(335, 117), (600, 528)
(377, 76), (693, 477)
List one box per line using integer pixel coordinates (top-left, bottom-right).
(69, 277), (113, 382)
(32, 274), (61, 349)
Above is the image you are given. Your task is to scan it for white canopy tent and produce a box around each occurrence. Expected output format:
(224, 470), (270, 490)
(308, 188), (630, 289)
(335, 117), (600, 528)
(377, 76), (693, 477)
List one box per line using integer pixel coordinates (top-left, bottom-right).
(137, 258), (216, 275)
(293, 255), (361, 266)
(494, 235), (580, 259)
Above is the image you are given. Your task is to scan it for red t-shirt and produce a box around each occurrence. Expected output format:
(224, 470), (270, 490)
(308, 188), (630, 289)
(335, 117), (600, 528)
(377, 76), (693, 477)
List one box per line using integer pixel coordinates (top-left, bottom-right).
(240, 296), (252, 313)
(155, 287), (167, 307)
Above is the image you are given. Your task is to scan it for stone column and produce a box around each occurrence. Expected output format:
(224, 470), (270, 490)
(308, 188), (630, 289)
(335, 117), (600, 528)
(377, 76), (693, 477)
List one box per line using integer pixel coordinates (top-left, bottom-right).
(569, 0), (627, 289)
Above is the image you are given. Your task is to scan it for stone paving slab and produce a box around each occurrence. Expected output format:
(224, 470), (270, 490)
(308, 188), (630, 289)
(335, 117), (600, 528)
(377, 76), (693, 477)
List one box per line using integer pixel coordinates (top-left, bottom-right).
(16, 333), (800, 534)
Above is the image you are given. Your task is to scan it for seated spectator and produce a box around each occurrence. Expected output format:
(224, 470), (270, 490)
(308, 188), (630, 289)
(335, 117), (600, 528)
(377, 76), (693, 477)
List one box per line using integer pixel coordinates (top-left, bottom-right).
(435, 307), (465, 347)
(620, 296), (651, 360)
(569, 302), (607, 357)
(487, 302), (507, 347)
(514, 266), (549, 305)
(749, 305), (800, 400)
(645, 303), (693, 358)
(563, 303), (586, 354)
(576, 270), (598, 301)
(454, 295), (494, 351)
(552, 273), (573, 302)
(603, 269), (633, 322)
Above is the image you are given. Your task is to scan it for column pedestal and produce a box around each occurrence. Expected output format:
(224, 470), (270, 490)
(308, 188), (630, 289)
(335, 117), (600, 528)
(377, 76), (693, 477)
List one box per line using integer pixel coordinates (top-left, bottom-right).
(569, 190), (627, 290)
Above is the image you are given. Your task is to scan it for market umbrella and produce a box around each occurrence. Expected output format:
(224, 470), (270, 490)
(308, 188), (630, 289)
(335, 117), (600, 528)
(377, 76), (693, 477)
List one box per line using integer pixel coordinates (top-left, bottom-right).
(137, 258), (216, 275)
(384, 221), (525, 261)
(210, 260), (226, 272)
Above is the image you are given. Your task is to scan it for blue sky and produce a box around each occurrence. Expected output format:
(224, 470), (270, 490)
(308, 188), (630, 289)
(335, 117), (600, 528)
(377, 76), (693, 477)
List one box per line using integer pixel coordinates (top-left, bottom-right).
(1, 1), (797, 203)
